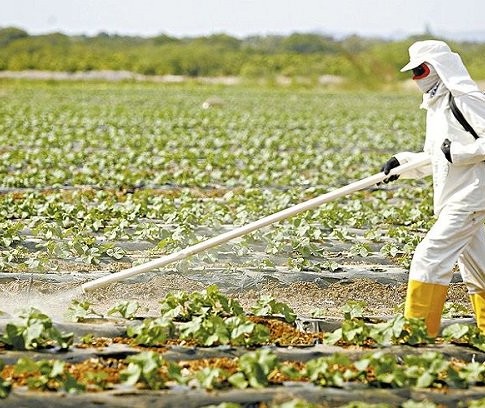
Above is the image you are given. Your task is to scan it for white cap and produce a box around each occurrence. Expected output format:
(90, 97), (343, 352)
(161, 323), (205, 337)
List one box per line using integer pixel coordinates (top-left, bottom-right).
(400, 40), (452, 72)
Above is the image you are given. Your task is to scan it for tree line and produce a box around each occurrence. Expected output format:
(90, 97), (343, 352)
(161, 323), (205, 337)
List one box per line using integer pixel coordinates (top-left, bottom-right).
(1, 27), (485, 87)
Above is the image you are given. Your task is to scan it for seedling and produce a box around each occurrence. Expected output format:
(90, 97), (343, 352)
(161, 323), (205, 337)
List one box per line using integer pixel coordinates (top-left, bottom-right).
(127, 317), (175, 346)
(65, 300), (103, 322)
(251, 294), (297, 323)
(107, 300), (144, 319)
(120, 351), (166, 390)
(14, 357), (84, 393)
(228, 348), (279, 389)
(1, 307), (73, 351)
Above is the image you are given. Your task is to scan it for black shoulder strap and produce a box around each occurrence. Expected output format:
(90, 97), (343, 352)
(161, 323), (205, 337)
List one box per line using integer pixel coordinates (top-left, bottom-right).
(448, 93), (479, 139)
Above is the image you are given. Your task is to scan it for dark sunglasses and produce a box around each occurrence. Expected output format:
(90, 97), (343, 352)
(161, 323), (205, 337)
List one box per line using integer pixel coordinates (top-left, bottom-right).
(412, 63), (430, 79)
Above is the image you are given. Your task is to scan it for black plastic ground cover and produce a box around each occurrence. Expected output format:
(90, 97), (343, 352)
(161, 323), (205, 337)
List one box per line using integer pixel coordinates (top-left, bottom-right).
(3, 383), (485, 408)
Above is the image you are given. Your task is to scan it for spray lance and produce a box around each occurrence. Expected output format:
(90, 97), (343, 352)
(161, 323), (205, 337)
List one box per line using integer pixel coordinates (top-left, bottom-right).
(81, 156), (430, 293)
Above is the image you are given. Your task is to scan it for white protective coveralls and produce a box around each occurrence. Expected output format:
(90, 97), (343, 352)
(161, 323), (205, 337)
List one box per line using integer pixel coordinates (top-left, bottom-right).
(389, 40), (485, 335)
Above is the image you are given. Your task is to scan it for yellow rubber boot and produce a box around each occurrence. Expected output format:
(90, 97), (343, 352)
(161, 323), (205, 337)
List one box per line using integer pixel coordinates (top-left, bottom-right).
(404, 280), (448, 337)
(469, 293), (485, 333)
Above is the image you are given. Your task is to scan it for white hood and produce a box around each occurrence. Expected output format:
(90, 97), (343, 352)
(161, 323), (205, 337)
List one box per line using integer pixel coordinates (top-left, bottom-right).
(401, 40), (480, 96)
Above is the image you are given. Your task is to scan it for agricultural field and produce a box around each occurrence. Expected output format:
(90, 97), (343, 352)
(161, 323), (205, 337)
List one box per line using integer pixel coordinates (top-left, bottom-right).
(0, 79), (483, 407)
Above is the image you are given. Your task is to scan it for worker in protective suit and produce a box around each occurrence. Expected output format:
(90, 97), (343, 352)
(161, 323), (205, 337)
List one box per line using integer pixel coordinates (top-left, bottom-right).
(381, 40), (485, 337)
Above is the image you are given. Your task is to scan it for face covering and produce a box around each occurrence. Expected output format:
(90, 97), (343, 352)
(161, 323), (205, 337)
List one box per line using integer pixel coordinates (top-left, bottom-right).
(413, 63), (440, 93)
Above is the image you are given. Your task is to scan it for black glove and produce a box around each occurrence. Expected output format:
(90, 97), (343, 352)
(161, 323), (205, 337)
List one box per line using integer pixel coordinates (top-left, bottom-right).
(380, 156), (400, 183)
(441, 138), (452, 163)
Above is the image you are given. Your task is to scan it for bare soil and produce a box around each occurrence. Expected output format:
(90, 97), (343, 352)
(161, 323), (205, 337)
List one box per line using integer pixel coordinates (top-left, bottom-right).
(0, 274), (472, 320)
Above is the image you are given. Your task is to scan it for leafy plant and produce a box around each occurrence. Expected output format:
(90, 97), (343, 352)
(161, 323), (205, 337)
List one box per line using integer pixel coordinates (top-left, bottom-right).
(159, 290), (192, 320)
(14, 357), (85, 393)
(228, 348), (279, 389)
(442, 323), (485, 352)
(179, 315), (229, 346)
(226, 315), (270, 346)
(193, 367), (229, 390)
(305, 353), (359, 387)
(325, 302), (432, 347)
(324, 301), (370, 346)
(0, 221), (24, 248)
(356, 351), (407, 387)
(120, 351), (166, 390)
(178, 314), (270, 347)
(100, 243), (126, 260)
(159, 284), (244, 320)
(467, 398), (485, 408)
(1, 307), (73, 350)
(349, 242), (372, 257)
(442, 302), (472, 318)
(132, 291), (271, 347)
(83, 371), (110, 391)
(369, 314), (431, 346)
(126, 317), (175, 346)
(107, 300), (143, 319)
(251, 295), (297, 323)
(401, 352), (450, 388)
(342, 300), (367, 319)
(65, 300), (103, 322)
(447, 360), (485, 388)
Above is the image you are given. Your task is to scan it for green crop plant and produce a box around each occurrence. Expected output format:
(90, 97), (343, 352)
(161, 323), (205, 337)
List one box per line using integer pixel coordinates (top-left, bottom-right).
(442, 302), (472, 318)
(120, 351), (167, 390)
(126, 317), (176, 346)
(250, 294), (297, 323)
(65, 300), (103, 322)
(0, 81), (434, 279)
(442, 323), (485, 352)
(13, 357), (84, 393)
(402, 352), (457, 388)
(1, 307), (73, 351)
(159, 284), (244, 320)
(467, 398), (485, 408)
(304, 353), (360, 387)
(178, 314), (270, 347)
(108, 300), (144, 319)
(193, 367), (229, 390)
(0, 221), (24, 248)
(325, 301), (432, 347)
(228, 348), (279, 389)
(2, 344), (485, 396)
(349, 242), (372, 258)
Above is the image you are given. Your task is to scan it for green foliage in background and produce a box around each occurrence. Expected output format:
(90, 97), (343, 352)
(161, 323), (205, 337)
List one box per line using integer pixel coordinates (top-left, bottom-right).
(1, 27), (485, 87)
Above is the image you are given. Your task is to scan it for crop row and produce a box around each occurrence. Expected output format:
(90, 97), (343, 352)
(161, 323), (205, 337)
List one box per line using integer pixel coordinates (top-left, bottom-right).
(0, 81), (433, 274)
(0, 286), (484, 405)
(0, 83), (425, 191)
(1, 347), (485, 396)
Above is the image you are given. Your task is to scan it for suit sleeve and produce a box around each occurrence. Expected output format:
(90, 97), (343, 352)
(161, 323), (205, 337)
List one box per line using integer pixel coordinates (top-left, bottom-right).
(393, 151), (432, 179)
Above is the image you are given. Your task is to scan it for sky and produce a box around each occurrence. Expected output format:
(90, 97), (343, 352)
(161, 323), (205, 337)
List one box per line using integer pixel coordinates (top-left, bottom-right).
(2, 0), (485, 41)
